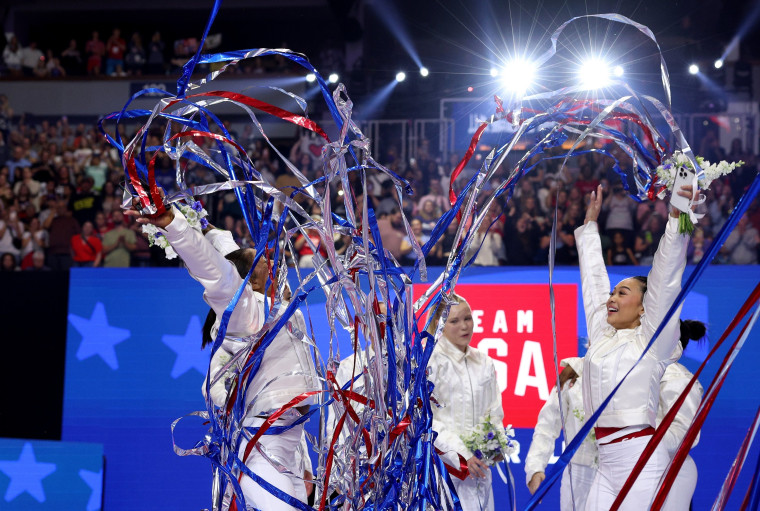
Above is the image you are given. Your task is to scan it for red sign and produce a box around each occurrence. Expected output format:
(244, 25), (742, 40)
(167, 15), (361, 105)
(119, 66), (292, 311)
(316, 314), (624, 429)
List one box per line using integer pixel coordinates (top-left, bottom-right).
(413, 283), (577, 428)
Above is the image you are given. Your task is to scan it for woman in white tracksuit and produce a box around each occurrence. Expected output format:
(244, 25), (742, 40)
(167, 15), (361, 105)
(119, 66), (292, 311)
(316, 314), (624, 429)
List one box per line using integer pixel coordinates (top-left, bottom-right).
(576, 183), (694, 510)
(658, 320), (706, 511)
(524, 357), (598, 511)
(135, 207), (319, 511)
(524, 340), (703, 511)
(427, 294), (505, 511)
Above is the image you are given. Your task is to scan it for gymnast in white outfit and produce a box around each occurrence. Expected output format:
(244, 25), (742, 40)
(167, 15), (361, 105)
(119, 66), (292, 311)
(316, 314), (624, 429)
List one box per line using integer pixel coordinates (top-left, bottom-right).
(524, 322), (704, 511)
(133, 206), (319, 511)
(427, 294), (505, 511)
(575, 183), (696, 510)
(524, 357), (598, 511)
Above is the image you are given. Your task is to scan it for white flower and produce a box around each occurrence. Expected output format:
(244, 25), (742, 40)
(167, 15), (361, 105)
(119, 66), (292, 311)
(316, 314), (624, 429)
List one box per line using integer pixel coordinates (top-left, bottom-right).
(165, 245), (178, 259)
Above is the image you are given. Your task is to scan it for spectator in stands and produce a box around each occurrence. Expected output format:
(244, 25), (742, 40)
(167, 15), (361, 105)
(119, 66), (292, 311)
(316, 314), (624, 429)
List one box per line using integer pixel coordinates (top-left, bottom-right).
(607, 231), (638, 265)
(60, 39), (83, 75)
(466, 216), (505, 267)
(6, 146), (31, 183)
(634, 213), (665, 266)
(555, 202), (582, 265)
(415, 177), (450, 215)
(3, 36), (23, 77)
(106, 29), (127, 76)
(602, 183), (636, 243)
(71, 220), (102, 267)
(687, 227), (712, 265)
(85, 31), (105, 76)
(101, 209), (136, 267)
(44, 198), (80, 270)
(125, 33), (146, 76)
(415, 197), (440, 237)
(721, 213), (759, 264)
(27, 250), (50, 271)
(1, 252), (18, 271)
(575, 164), (599, 196)
(377, 207), (410, 262)
(69, 176), (101, 225)
(84, 151), (110, 191)
(21, 41), (43, 77)
(45, 50), (66, 78)
(0, 208), (22, 261)
(19, 217), (47, 269)
(146, 31), (166, 75)
(504, 212), (540, 265)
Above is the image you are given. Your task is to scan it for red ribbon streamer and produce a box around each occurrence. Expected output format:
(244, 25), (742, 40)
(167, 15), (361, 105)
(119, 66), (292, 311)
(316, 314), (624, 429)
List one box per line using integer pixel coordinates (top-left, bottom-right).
(713, 406), (760, 511)
(609, 283), (760, 511)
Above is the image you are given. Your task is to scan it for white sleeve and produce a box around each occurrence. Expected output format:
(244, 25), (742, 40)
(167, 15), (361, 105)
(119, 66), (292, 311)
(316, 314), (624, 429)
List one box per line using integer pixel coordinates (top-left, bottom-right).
(524, 387), (561, 484)
(641, 216), (689, 361)
(429, 359), (473, 462)
(658, 366), (703, 454)
(162, 210), (260, 338)
(205, 228), (240, 256)
(574, 221), (612, 345)
(201, 342), (241, 407)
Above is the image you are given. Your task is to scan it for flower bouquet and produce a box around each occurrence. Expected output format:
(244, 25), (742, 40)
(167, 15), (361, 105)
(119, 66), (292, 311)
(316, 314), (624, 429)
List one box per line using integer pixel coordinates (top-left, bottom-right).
(460, 414), (517, 466)
(141, 200), (209, 259)
(654, 151), (743, 235)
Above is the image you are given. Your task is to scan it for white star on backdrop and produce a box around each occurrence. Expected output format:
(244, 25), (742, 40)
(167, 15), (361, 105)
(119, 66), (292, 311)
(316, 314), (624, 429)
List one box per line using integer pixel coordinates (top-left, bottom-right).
(79, 468), (102, 511)
(69, 302), (131, 370)
(162, 315), (209, 378)
(0, 442), (56, 503)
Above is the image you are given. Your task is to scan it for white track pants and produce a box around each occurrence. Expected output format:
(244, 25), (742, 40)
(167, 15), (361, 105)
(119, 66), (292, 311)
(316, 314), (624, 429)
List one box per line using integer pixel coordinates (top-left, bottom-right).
(585, 435), (671, 511)
(453, 470), (494, 511)
(560, 463), (597, 511)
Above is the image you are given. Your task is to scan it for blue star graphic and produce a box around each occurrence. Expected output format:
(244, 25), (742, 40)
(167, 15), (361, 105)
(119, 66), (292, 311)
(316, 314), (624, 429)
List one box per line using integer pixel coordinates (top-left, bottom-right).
(162, 315), (210, 378)
(79, 468), (102, 511)
(0, 442), (56, 503)
(69, 302), (130, 370)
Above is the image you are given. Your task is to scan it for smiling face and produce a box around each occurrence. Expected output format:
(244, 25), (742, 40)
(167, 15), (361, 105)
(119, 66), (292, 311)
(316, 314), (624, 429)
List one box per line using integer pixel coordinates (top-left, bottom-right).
(442, 301), (474, 352)
(606, 278), (646, 330)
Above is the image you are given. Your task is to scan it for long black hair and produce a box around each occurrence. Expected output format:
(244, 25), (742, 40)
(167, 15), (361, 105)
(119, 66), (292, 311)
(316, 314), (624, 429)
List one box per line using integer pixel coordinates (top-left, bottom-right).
(201, 248), (255, 348)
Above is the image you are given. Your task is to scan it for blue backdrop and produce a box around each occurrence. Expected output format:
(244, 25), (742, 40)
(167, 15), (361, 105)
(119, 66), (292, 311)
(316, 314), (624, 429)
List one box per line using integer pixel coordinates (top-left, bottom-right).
(58, 265), (760, 510)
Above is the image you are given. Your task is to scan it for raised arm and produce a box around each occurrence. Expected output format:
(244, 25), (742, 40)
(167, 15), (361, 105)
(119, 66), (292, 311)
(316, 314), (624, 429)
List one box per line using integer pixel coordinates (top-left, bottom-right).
(129, 205), (261, 338)
(574, 185), (612, 345)
(640, 190), (691, 360)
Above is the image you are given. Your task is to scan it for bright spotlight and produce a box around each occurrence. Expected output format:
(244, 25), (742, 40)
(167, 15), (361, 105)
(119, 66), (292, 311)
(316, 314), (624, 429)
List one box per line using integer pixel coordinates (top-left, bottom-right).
(613, 65), (624, 77)
(305, 73), (316, 83)
(501, 59), (536, 93)
(395, 71), (406, 83)
(714, 59), (724, 69)
(328, 73), (339, 84)
(579, 58), (610, 89)
(420, 66), (429, 77)
(489, 67), (499, 77)
(688, 64), (699, 75)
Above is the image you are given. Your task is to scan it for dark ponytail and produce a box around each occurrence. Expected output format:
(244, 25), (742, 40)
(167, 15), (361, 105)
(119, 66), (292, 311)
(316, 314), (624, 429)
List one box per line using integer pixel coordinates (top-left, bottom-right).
(200, 248), (256, 348)
(679, 319), (707, 350)
(632, 276), (648, 294)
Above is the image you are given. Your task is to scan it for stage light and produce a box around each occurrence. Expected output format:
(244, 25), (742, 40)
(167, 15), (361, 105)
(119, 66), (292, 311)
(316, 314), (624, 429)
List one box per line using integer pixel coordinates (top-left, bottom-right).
(714, 59), (724, 69)
(489, 67), (499, 77)
(420, 66), (429, 77)
(688, 64), (699, 75)
(579, 58), (611, 89)
(395, 71), (406, 83)
(305, 73), (316, 83)
(328, 73), (339, 84)
(613, 65), (624, 77)
(467, 86), (474, 92)
(501, 59), (535, 93)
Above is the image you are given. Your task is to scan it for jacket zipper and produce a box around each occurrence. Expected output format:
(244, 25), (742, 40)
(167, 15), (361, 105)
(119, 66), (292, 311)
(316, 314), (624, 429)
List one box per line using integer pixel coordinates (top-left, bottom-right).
(464, 357), (475, 427)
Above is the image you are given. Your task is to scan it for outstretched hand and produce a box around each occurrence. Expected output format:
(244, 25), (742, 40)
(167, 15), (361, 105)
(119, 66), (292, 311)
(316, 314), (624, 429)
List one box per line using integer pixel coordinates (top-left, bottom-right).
(124, 193), (174, 229)
(584, 184), (603, 224)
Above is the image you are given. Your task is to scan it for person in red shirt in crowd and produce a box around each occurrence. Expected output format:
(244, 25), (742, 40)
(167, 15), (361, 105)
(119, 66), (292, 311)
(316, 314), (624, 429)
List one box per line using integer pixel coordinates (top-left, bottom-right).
(292, 215), (328, 268)
(106, 28), (127, 76)
(71, 220), (102, 267)
(85, 31), (105, 76)
(575, 164), (600, 196)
